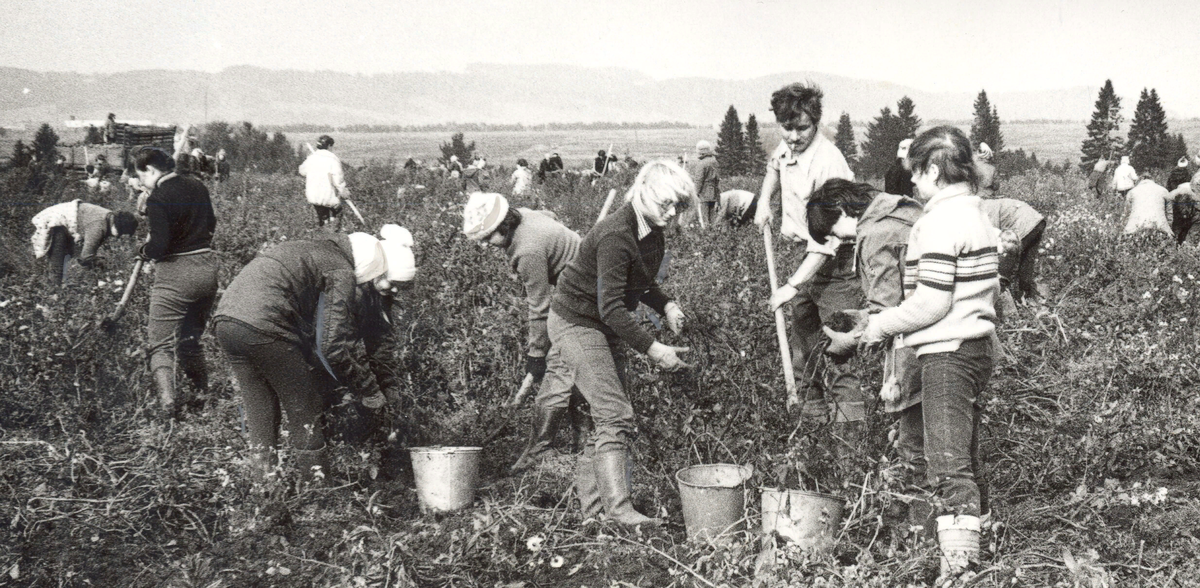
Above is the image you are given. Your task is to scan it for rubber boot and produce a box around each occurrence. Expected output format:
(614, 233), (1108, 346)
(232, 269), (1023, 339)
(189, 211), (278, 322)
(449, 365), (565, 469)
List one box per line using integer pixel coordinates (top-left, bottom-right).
(574, 444), (603, 519)
(510, 405), (567, 473)
(594, 450), (660, 527)
(936, 514), (981, 579)
(153, 367), (179, 420)
(180, 354), (209, 412)
(293, 446), (329, 490)
(568, 400), (594, 454)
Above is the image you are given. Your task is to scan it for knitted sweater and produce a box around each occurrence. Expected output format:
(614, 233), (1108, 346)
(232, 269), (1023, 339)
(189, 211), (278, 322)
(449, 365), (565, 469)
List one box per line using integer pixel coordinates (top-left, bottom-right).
(505, 209), (581, 355)
(142, 173), (216, 261)
(1123, 180), (1172, 236)
(30, 201), (111, 261)
(873, 184), (999, 355)
(551, 203), (671, 353)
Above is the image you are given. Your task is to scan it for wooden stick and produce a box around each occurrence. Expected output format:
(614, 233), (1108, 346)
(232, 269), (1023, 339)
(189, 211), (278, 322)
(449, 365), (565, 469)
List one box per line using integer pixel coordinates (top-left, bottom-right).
(103, 259), (143, 327)
(596, 189), (618, 223)
(508, 372), (536, 407)
(762, 224), (798, 408)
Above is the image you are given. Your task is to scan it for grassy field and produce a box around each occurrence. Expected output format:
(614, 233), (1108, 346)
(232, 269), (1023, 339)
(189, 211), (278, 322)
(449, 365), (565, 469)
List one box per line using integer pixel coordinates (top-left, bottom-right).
(1, 158), (1199, 586)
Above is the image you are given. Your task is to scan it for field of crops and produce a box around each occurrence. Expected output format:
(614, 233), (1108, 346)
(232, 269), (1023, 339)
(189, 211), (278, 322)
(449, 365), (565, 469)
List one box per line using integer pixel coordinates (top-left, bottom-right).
(1, 160), (1199, 586)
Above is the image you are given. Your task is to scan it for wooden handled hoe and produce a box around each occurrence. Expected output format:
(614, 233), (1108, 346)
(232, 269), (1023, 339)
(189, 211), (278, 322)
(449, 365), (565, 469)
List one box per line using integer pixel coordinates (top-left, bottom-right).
(100, 259), (144, 331)
(762, 224), (799, 410)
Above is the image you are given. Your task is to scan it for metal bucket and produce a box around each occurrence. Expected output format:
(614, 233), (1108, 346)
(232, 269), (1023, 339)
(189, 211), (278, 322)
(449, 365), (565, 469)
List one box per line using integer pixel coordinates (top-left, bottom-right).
(760, 488), (844, 551)
(676, 464), (754, 541)
(409, 446), (482, 513)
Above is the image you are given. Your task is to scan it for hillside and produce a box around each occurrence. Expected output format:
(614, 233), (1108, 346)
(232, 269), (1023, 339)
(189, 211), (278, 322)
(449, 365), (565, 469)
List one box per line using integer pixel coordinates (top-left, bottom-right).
(0, 64), (1109, 128)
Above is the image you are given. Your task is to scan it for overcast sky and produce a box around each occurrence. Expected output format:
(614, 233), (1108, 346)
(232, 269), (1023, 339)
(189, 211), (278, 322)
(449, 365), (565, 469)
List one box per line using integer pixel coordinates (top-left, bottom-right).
(4, 0), (1197, 100)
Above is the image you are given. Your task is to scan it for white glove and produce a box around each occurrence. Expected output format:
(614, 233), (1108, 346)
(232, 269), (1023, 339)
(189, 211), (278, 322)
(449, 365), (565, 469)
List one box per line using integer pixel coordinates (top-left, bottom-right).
(664, 302), (685, 334)
(822, 325), (861, 356)
(647, 341), (692, 371)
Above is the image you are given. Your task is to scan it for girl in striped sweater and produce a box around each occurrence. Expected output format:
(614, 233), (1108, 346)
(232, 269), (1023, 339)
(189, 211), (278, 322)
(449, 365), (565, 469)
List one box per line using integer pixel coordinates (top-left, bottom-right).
(861, 126), (1000, 579)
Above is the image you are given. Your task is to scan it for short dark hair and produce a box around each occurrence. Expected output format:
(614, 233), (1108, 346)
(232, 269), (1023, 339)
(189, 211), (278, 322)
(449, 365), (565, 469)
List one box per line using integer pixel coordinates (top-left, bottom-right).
(770, 82), (824, 125)
(493, 207), (522, 240)
(517, 158), (528, 167)
(807, 179), (878, 244)
(112, 211), (138, 236)
(907, 126), (978, 193)
(133, 147), (175, 173)
(317, 135), (334, 150)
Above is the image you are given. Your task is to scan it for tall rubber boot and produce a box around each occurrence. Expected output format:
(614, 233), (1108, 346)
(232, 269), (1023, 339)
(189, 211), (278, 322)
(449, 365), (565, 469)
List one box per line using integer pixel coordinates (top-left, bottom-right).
(510, 405), (567, 473)
(153, 367), (179, 420)
(595, 450), (660, 527)
(574, 444), (603, 519)
(180, 354), (209, 411)
(293, 446), (329, 490)
(937, 514), (981, 579)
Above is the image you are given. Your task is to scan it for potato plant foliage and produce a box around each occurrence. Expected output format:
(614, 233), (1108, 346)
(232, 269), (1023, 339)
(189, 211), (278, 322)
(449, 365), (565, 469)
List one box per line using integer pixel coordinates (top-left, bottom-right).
(0, 162), (1198, 587)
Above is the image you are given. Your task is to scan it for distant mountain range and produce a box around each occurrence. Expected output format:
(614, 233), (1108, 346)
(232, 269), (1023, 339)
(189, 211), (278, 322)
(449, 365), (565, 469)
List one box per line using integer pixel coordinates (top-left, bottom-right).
(0, 64), (1151, 128)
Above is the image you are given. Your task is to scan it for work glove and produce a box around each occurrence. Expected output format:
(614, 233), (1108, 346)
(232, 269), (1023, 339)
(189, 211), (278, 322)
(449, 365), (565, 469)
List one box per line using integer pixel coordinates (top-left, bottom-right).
(822, 326), (861, 358)
(647, 341), (692, 371)
(525, 353), (547, 383)
(664, 302), (685, 334)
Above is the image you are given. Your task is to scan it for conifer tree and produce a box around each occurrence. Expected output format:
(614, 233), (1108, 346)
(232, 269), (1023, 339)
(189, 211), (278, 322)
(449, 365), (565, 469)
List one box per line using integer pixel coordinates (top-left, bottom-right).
(970, 90), (1004, 153)
(860, 106), (901, 179)
(896, 97), (922, 141)
(744, 113), (767, 176)
(833, 112), (859, 171)
(1127, 88), (1171, 171)
(32, 123), (60, 162)
(715, 105), (747, 176)
(1081, 80), (1124, 169)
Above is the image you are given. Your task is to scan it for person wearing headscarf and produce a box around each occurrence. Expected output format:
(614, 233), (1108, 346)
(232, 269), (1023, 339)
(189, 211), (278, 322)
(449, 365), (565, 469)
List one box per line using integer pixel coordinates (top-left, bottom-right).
(213, 227), (417, 487)
(299, 135), (349, 230)
(1112, 156), (1139, 198)
(1167, 156), (1192, 192)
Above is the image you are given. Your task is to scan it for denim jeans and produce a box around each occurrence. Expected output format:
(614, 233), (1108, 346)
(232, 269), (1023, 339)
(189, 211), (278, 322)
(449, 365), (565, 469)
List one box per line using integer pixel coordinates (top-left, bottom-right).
(786, 245), (866, 422)
(920, 336), (993, 517)
(147, 252), (219, 374)
(547, 310), (632, 454)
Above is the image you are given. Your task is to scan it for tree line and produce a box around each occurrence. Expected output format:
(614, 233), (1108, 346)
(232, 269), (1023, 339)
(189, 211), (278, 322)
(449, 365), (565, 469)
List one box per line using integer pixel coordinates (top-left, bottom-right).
(714, 81), (1191, 181)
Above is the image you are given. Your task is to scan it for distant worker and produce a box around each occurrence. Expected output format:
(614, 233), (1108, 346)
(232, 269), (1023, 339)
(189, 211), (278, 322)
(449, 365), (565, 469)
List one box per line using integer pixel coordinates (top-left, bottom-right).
(30, 201), (138, 286)
(299, 135), (349, 230)
(1088, 155), (1111, 199)
(1122, 178), (1172, 239)
(539, 152), (564, 182)
(717, 189), (756, 225)
(975, 142), (998, 198)
(462, 156), (487, 193)
(593, 150), (617, 176)
(215, 149), (230, 182)
(884, 138), (915, 197)
(1112, 156), (1139, 199)
(104, 113), (118, 144)
(687, 140), (719, 227)
(172, 124), (196, 162)
(511, 158), (534, 197)
(447, 155), (464, 179)
(981, 198), (1046, 302)
(1170, 181), (1196, 245)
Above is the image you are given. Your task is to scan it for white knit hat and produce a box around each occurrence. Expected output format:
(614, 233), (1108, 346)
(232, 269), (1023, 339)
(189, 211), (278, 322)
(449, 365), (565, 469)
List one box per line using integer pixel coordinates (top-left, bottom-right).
(347, 233), (388, 284)
(379, 224), (416, 282)
(461, 192), (509, 241)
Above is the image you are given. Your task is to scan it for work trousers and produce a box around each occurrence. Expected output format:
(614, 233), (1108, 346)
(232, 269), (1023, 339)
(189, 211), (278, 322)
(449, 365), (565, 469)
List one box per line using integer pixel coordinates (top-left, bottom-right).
(547, 310), (632, 454)
(147, 252), (218, 375)
(535, 342), (578, 411)
(785, 245), (866, 422)
(918, 336), (993, 517)
(45, 226), (73, 286)
(313, 204), (342, 229)
(215, 319), (329, 453)
(998, 220), (1046, 301)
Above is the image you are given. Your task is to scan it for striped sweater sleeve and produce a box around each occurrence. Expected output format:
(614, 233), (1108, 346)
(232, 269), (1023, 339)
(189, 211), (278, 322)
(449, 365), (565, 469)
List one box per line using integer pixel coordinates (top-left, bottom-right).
(872, 244), (956, 336)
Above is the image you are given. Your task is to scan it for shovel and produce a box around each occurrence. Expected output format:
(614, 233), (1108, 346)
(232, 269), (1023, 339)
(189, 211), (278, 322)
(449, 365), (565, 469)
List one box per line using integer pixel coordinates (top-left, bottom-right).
(100, 259), (144, 331)
(762, 224), (799, 410)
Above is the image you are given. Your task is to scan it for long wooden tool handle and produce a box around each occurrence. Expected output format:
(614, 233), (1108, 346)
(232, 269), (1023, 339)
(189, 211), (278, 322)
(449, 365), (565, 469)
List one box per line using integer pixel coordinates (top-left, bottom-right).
(762, 224), (798, 401)
(508, 372), (536, 407)
(344, 198), (367, 226)
(108, 259), (144, 322)
(596, 189), (617, 223)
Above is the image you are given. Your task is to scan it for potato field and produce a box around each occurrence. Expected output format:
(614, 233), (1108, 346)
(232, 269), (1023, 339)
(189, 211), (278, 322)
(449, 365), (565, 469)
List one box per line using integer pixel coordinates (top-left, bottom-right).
(0, 160), (1198, 587)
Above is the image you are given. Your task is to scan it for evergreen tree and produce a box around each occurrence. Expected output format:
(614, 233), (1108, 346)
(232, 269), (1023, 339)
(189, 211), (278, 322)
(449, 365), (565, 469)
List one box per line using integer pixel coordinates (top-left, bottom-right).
(715, 105), (747, 176)
(859, 106), (903, 179)
(1166, 133), (1190, 167)
(439, 132), (476, 164)
(1080, 80), (1124, 169)
(896, 96), (922, 140)
(970, 90), (1005, 153)
(833, 112), (859, 170)
(1127, 88), (1171, 171)
(10, 140), (32, 168)
(744, 113), (767, 176)
(84, 126), (103, 145)
(32, 123), (60, 162)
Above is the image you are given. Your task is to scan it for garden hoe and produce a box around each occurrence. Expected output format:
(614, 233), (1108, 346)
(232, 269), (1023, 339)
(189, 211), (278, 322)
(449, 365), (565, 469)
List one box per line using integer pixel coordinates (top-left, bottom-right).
(761, 224), (799, 410)
(100, 258), (144, 331)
